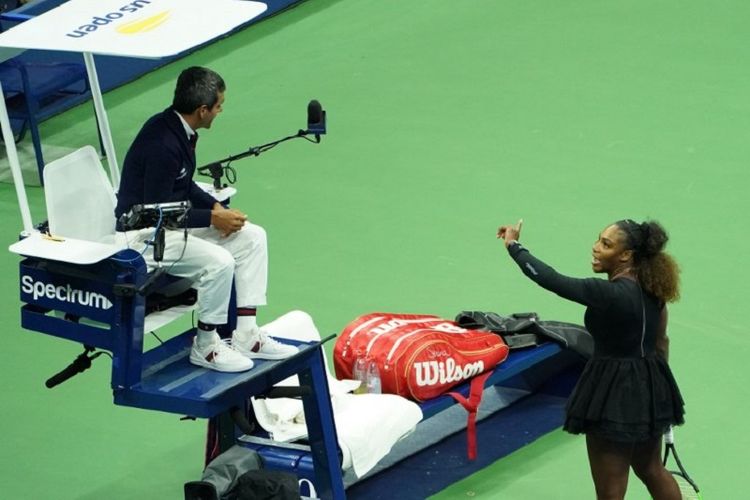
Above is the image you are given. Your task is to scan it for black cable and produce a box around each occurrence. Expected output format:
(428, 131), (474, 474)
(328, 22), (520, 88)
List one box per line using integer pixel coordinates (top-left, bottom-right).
(224, 163), (236, 184)
(111, 210), (163, 264)
(160, 207), (190, 276)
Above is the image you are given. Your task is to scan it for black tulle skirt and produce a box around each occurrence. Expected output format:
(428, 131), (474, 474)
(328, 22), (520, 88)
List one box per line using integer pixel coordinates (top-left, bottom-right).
(563, 355), (685, 443)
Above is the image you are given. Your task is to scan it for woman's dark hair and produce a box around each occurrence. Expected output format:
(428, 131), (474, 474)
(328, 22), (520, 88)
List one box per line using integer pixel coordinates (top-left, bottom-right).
(172, 66), (225, 114)
(615, 219), (680, 303)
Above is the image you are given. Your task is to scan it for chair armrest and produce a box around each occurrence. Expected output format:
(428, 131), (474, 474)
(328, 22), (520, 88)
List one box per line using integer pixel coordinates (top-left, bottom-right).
(9, 231), (126, 264)
(195, 181), (237, 203)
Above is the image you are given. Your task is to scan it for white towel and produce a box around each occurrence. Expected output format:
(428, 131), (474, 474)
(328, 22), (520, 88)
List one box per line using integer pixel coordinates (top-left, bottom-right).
(330, 392), (422, 478)
(251, 311), (423, 477)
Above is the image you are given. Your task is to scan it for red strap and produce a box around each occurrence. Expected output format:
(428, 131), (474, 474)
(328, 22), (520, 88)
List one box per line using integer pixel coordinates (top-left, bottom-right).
(447, 371), (492, 461)
(205, 416), (219, 466)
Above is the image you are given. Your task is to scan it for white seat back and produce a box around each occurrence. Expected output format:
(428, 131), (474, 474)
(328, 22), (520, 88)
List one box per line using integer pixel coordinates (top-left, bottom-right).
(43, 146), (117, 244)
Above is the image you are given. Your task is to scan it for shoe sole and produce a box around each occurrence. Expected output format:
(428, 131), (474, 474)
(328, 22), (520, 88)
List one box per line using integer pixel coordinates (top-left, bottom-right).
(189, 354), (253, 372)
(235, 348), (298, 361)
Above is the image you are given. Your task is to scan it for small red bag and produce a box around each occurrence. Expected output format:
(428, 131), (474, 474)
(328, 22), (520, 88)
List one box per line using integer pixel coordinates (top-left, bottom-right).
(334, 312), (509, 402)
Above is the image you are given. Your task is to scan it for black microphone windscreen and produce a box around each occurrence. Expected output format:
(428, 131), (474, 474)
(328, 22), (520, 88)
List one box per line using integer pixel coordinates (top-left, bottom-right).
(307, 100), (322, 125)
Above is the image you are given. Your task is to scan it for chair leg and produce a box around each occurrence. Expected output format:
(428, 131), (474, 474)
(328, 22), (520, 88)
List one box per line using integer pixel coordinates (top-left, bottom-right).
(17, 64), (45, 185)
(27, 105), (45, 185)
(13, 119), (28, 144)
(10, 60), (95, 184)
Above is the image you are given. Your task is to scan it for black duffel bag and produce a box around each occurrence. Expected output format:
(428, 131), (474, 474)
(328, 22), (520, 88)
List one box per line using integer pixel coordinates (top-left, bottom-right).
(455, 310), (593, 358)
(185, 445), (299, 500)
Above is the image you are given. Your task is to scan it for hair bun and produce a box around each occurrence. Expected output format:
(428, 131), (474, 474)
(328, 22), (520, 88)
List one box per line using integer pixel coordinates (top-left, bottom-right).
(640, 221), (667, 257)
(639, 222), (651, 240)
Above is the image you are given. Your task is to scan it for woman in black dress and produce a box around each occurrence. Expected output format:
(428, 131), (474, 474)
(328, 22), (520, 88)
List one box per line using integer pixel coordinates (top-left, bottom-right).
(497, 219), (685, 500)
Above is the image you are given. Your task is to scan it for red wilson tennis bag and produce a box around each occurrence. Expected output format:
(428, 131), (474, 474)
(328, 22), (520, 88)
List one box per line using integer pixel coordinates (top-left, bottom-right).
(334, 312), (509, 402)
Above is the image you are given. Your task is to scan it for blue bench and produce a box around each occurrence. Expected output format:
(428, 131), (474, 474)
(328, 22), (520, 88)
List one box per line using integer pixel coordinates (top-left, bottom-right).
(236, 342), (584, 498)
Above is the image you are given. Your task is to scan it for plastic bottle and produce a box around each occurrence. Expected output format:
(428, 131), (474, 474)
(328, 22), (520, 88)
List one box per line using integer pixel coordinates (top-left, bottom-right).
(353, 354), (368, 394)
(366, 359), (382, 394)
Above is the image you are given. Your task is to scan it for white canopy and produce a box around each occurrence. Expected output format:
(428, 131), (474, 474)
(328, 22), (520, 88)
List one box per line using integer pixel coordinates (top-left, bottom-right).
(0, 0), (267, 58)
(0, 0), (267, 232)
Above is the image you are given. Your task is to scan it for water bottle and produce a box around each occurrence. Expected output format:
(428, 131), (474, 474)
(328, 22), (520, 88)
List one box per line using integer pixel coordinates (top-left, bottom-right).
(353, 354), (368, 394)
(366, 359), (381, 394)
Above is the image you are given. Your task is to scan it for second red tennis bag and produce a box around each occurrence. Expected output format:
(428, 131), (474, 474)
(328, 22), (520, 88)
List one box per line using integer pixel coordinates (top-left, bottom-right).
(334, 312), (509, 402)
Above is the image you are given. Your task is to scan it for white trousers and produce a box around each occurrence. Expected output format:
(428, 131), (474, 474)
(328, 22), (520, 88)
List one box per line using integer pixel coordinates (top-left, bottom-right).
(122, 223), (268, 325)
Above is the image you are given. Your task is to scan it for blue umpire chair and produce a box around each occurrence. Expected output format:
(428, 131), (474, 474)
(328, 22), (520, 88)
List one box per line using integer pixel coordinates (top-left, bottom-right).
(10, 146), (346, 499)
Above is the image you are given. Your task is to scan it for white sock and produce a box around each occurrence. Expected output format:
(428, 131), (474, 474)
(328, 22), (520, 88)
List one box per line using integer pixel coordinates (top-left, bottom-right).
(233, 329), (251, 344)
(236, 314), (258, 333)
(196, 329), (219, 348)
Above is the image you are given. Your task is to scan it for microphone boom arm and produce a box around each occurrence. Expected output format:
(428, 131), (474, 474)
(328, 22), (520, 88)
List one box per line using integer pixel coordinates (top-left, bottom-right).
(198, 129), (319, 189)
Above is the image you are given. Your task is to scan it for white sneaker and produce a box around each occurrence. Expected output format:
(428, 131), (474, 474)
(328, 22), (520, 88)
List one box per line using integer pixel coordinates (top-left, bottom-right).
(189, 334), (254, 372)
(232, 327), (299, 360)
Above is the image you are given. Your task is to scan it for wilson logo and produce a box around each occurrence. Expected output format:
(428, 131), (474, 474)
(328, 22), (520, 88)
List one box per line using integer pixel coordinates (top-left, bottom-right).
(21, 275), (113, 310)
(65, 0), (170, 39)
(413, 358), (484, 387)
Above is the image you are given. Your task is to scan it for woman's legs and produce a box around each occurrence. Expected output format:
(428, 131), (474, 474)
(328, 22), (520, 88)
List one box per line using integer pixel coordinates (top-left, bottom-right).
(586, 434), (632, 500)
(630, 436), (681, 500)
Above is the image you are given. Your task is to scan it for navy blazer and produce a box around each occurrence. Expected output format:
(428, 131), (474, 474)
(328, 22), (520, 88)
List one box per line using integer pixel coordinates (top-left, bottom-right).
(115, 107), (217, 228)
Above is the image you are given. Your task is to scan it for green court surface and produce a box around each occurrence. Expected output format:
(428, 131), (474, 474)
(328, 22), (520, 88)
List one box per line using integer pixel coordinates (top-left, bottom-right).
(1, 1), (746, 498)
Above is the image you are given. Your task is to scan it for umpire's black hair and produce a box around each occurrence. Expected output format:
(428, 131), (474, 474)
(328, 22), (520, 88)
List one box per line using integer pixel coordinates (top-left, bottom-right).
(172, 67), (225, 114)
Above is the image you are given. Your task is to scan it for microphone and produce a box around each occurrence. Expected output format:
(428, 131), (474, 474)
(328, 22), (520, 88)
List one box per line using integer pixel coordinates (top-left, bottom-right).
(306, 99), (326, 140)
(45, 348), (102, 388)
(307, 100), (321, 125)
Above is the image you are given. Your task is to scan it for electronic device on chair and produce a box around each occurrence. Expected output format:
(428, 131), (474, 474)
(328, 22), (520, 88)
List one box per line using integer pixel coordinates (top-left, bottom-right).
(117, 201), (192, 297)
(118, 201), (192, 232)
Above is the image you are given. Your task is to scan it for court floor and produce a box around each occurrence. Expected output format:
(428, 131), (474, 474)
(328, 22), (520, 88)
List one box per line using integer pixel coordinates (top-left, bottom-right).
(1, 1), (746, 498)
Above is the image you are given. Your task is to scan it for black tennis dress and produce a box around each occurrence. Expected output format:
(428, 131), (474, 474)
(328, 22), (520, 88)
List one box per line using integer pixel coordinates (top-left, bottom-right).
(508, 242), (685, 442)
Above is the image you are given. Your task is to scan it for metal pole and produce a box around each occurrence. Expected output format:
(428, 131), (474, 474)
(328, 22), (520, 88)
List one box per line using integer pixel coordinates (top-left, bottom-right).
(83, 52), (120, 189)
(0, 81), (34, 234)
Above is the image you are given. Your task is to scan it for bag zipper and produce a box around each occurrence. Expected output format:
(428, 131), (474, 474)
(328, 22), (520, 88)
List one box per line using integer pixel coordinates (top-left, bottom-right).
(384, 323), (482, 363)
(371, 319), (453, 360)
(340, 315), (384, 358)
(343, 315), (440, 358)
